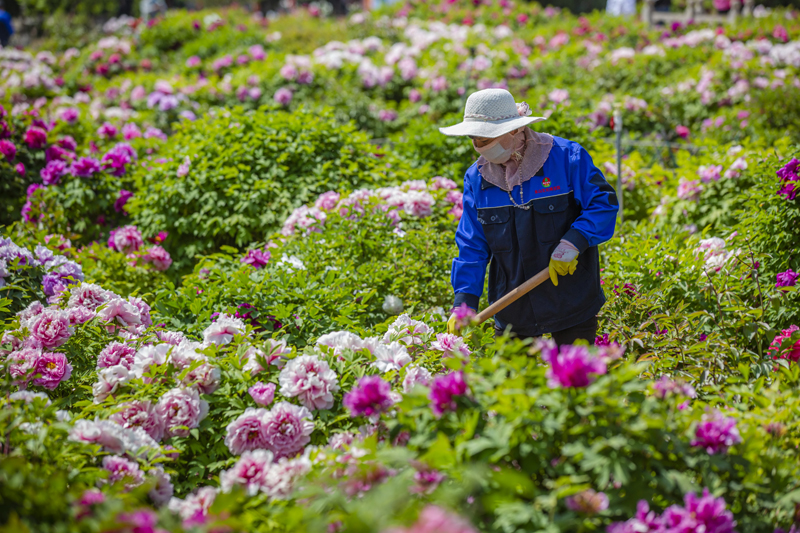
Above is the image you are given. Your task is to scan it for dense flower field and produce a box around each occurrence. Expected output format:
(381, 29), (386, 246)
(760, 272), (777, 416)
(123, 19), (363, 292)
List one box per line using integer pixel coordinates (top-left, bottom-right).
(1, 1), (800, 532)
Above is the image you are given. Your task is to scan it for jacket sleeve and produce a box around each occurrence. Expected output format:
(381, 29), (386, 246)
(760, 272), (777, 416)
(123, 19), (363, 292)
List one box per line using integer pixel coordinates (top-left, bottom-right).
(451, 168), (490, 311)
(561, 142), (619, 254)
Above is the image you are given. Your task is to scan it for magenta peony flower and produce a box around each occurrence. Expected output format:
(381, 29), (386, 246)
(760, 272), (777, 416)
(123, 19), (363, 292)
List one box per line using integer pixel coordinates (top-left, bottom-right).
(97, 122), (118, 139)
(0, 139), (16, 161)
(25, 127), (48, 149)
(541, 343), (606, 388)
(343, 375), (394, 418)
(675, 125), (690, 139)
(241, 248), (271, 268)
(15, 163), (25, 176)
(608, 489), (735, 533)
(28, 308), (72, 348)
(70, 157), (101, 178)
(155, 387), (209, 438)
(224, 407), (270, 455)
(31, 351), (72, 389)
(691, 410), (742, 454)
(110, 400), (166, 441)
(114, 189), (133, 213)
(40, 160), (68, 186)
(776, 269), (798, 289)
(768, 325), (800, 362)
(274, 87), (293, 106)
(278, 355), (340, 410)
(262, 401), (315, 459)
(59, 107), (80, 123)
(143, 245), (172, 271)
(101, 143), (136, 177)
(451, 303), (476, 328)
(102, 455), (144, 489)
(45, 144), (73, 164)
(249, 381), (276, 406)
(429, 371), (469, 417)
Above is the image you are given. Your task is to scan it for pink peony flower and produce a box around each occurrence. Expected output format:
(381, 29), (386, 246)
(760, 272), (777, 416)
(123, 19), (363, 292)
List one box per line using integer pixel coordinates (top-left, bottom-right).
(430, 333), (471, 359)
(93, 364), (133, 402)
(278, 355), (340, 410)
(566, 489), (609, 515)
(98, 297), (142, 327)
(373, 341), (412, 373)
(691, 410), (742, 454)
(132, 343), (171, 381)
(148, 466), (174, 505)
(155, 387), (209, 438)
(262, 401), (315, 459)
(28, 308), (72, 348)
(127, 296), (152, 327)
(224, 407), (270, 455)
(429, 371), (469, 417)
(143, 245), (172, 271)
(402, 365), (432, 392)
(32, 351), (72, 389)
(102, 455), (144, 489)
(122, 123), (142, 140)
(541, 343), (607, 388)
(314, 191), (341, 211)
(653, 376), (697, 399)
(219, 449), (274, 496)
(68, 283), (111, 310)
(249, 381), (276, 406)
(40, 160), (68, 185)
(389, 505), (478, 533)
(203, 313), (246, 345)
(110, 400), (166, 441)
(112, 225), (143, 253)
(675, 125), (690, 139)
(343, 375), (394, 418)
(431, 176), (457, 190)
(451, 303), (476, 328)
(383, 314), (432, 345)
(243, 340), (290, 373)
(677, 178), (702, 201)
(274, 88), (293, 106)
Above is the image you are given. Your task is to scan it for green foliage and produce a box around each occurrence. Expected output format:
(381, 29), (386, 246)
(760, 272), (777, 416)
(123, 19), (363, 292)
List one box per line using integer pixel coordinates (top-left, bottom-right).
(128, 106), (408, 271)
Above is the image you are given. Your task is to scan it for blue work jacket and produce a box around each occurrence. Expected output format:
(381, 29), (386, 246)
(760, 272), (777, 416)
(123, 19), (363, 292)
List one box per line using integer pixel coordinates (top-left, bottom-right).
(452, 136), (619, 337)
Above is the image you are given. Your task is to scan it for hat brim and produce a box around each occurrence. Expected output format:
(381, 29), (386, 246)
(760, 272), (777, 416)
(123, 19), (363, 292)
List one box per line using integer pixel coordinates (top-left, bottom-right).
(438, 115), (546, 137)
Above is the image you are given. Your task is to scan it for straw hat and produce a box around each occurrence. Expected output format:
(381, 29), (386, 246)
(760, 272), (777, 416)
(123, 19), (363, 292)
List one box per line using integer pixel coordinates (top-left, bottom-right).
(438, 89), (546, 138)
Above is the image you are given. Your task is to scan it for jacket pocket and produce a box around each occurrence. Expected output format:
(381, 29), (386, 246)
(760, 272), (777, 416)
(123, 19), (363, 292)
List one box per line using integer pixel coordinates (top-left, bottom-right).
(532, 195), (570, 244)
(477, 206), (513, 254)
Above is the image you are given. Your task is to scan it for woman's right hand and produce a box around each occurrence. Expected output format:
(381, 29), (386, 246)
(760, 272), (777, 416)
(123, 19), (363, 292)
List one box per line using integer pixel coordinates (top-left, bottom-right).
(447, 313), (460, 335)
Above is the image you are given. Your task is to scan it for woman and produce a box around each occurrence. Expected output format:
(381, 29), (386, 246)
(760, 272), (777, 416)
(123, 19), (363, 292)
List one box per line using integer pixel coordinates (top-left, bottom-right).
(441, 89), (619, 345)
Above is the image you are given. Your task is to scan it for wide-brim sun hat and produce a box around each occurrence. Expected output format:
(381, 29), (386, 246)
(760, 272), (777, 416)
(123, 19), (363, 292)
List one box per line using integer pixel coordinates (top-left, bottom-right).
(439, 88), (546, 138)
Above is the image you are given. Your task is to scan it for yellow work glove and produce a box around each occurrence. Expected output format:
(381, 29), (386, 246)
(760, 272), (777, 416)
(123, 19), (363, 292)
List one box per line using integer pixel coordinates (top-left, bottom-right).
(447, 313), (459, 335)
(548, 240), (579, 287)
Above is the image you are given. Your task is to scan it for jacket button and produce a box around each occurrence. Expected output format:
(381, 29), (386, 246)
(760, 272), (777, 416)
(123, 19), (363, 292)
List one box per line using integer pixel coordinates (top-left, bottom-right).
(549, 205), (554, 211)
(491, 216), (497, 221)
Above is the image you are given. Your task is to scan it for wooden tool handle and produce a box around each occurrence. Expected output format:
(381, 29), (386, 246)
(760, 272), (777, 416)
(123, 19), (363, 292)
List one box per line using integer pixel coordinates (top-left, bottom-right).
(474, 266), (551, 325)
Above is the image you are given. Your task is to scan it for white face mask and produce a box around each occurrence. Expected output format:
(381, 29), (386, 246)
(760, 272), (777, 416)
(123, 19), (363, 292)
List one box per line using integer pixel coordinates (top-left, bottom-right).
(473, 132), (515, 164)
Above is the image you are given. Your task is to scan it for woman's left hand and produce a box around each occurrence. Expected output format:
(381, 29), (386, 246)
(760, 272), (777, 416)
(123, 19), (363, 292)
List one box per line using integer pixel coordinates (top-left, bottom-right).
(549, 241), (579, 286)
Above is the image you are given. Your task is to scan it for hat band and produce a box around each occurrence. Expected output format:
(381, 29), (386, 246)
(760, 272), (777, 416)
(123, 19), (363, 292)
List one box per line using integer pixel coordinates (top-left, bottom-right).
(463, 112), (520, 121)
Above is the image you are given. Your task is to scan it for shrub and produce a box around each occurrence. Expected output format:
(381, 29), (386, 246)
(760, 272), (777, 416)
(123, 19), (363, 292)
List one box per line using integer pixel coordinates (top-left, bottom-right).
(127, 106), (408, 271)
